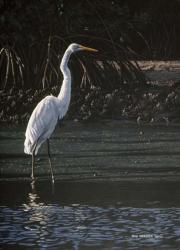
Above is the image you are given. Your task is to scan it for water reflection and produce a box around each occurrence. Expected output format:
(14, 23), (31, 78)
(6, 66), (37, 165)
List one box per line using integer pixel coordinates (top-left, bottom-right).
(22, 188), (47, 244)
(0, 181), (180, 249)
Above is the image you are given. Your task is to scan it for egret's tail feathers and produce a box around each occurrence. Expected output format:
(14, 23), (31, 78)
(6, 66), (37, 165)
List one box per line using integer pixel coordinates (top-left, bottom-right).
(24, 139), (38, 155)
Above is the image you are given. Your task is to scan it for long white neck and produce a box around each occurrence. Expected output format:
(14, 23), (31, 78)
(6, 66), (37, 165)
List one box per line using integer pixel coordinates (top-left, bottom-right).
(58, 47), (73, 103)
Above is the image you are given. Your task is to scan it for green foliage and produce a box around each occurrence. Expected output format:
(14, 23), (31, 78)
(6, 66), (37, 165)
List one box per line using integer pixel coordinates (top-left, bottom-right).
(0, 0), (180, 91)
(0, 47), (24, 90)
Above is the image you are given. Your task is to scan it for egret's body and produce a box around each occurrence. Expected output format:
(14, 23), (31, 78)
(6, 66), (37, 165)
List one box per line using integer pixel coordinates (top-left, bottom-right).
(24, 43), (97, 181)
(24, 96), (60, 154)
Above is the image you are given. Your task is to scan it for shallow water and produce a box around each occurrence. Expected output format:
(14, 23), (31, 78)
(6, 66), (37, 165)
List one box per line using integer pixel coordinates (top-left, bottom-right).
(1, 121), (180, 180)
(1, 121), (180, 249)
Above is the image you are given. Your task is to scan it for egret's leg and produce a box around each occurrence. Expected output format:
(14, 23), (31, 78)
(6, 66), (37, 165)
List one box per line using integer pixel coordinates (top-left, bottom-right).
(47, 139), (54, 183)
(31, 143), (37, 180)
(31, 149), (35, 180)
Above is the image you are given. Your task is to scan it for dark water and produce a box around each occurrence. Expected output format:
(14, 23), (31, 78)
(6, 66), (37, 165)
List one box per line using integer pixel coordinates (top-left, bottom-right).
(1, 122), (180, 249)
(1, 181), (180, 249)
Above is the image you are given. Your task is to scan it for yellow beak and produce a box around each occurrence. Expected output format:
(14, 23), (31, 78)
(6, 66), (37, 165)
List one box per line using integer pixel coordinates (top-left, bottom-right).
(80, 45), (98, 52)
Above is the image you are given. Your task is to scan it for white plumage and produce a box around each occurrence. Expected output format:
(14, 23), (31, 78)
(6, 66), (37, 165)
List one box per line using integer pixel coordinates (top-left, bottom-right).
(24, 43), (97, 181)
(24, 96), (60, 155)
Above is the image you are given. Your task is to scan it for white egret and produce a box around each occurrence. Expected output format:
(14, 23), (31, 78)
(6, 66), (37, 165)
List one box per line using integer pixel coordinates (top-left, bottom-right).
(24, 43), (98, 182)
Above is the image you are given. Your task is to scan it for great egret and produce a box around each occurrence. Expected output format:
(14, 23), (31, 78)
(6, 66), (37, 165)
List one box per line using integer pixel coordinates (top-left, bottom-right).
(24, 43), (98, 182)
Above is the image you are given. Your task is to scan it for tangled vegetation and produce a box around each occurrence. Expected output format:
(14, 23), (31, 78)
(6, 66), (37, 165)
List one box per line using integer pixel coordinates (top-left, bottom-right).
(1, 0), (180, 123)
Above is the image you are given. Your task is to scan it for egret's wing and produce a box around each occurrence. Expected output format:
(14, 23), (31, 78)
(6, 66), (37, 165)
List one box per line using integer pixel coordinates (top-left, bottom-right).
(24, 96), (59, 154)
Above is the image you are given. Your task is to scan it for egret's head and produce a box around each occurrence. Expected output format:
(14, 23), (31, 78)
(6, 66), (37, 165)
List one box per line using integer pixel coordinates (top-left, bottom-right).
(69, 43), (98, 53)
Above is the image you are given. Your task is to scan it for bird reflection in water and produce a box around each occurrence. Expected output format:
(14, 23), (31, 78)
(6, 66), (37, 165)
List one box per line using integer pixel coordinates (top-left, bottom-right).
(21, 182), (89, 249)
(22, 182), (52, 246)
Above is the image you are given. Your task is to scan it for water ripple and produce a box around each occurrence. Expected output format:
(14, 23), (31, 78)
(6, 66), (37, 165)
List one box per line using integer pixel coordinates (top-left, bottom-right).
(1, 202), (180, 249)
